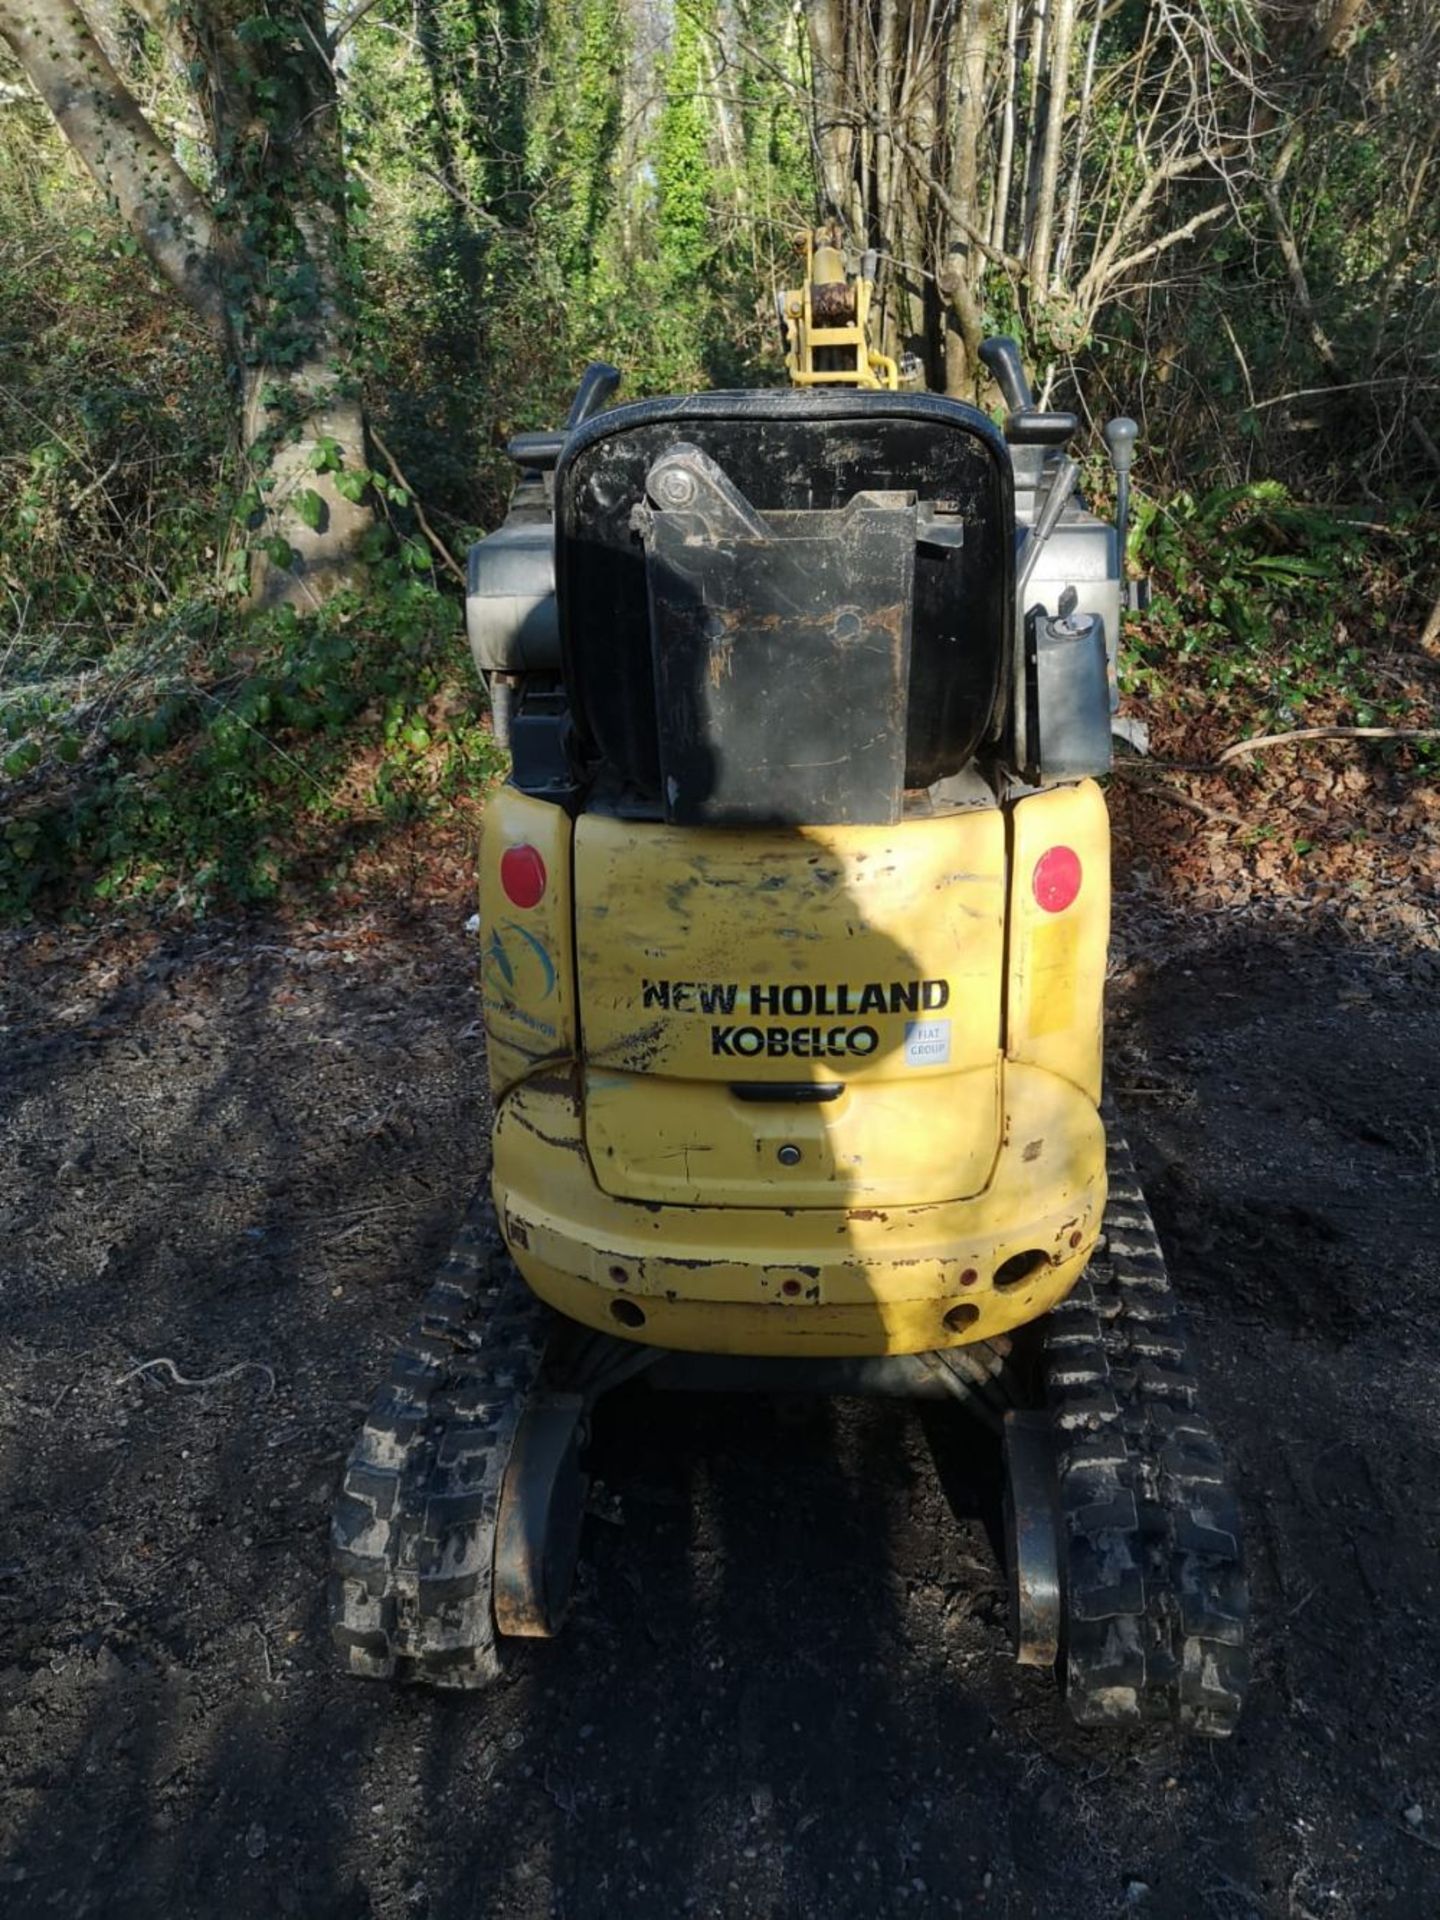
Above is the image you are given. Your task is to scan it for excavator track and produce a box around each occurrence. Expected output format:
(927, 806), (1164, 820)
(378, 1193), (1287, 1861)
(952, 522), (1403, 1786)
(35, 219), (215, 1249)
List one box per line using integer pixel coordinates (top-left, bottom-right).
(334, 1137), (1247, 1732)
(1038, 1128), (1249, 1735)
(330, 1193), (551, 1687)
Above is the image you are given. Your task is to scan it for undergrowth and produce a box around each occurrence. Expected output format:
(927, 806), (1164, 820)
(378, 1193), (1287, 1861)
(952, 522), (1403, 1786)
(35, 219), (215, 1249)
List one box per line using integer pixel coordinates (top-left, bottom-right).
(5, 475), (1435, 925)
(0, 180), (504, 925)
(1124, 480), (1439, 756)
(3, 171), (1433, 926)
(1, 585), (503, 921)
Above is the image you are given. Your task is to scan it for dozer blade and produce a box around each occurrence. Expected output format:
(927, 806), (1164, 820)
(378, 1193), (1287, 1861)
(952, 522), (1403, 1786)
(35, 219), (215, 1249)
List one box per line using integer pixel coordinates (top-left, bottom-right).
(1003, 1410), (1062, 1669)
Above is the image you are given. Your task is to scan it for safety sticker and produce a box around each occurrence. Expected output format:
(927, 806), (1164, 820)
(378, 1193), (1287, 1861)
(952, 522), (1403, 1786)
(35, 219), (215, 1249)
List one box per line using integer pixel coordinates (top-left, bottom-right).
(904, 1018), (951, 1067)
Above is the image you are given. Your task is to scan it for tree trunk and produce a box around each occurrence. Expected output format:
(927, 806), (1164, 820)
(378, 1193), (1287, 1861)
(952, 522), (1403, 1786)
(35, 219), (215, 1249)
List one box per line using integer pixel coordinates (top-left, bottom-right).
(989, 0), (1019, 253)
(893, 0), (934, 375)
(184, 0), (374, 606)
(239, 359), (374, 610)
(943, 0), (994, 394)
(806, 0), (852, 223)
(0, 0), (228, 339)
(1027, 0), (1076, 300)
(0, 0), (375, 608)
(1053, 0), (1101, 286)
(874, 0), (899, 255)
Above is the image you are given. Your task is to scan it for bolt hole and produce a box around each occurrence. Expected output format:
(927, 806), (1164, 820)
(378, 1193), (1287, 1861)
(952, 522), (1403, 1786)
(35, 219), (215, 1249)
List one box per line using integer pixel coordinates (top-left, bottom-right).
(781, 1278), (802, 1297)
(610, 1298), (646, 1329)
(944, 1302), (981, 1334)
(608, 1264), (629, 1286)
(959, 1267), (980, 1287)
(994, 1249), (1050, 1292)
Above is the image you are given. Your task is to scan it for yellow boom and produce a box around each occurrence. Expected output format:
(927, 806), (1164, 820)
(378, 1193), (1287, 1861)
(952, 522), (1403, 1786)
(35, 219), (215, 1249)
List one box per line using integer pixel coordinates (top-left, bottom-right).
(779, 227), (899, 391)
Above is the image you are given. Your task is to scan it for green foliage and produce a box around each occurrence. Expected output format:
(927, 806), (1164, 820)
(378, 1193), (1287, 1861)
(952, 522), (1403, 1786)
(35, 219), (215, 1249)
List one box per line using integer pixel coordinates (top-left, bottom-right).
(6, 0), (1433, 930)
(0, 588), (503, 921)
(531, 0), (625, 282)
(1126, 481), (1432, 730)
(0, 201), (230, 629)
(654, 6), (714, 283)
(0, 127), (504, 925)
(337, 0), (804, 534)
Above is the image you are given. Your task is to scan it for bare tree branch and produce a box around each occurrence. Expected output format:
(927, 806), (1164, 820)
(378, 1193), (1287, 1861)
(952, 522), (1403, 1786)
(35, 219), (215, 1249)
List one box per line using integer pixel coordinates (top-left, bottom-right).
(1080, 148), (1224, 305)
(1028, 0), (1077, 297)
(1216, 727), (1440, 765)
(369, 429), (465, 584)
(896, 136), (1024, 273)
(1095, 200), (1230, 294)
(1259, 175), (1342, 377)
(332, 0), (390, 49)
(1110, 776), (1248, 830)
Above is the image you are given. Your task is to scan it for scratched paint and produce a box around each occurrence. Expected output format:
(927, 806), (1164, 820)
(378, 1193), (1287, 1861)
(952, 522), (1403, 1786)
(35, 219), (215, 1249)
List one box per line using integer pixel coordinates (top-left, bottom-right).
(482, 919), (558, 1008)
(479, 786), (578, 1101)
(484, 776), (1109, 1362)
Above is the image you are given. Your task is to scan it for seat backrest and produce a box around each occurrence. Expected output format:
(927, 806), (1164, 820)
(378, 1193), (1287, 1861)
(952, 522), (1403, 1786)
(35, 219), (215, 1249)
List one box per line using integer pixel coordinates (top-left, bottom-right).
(555, 391), (1014, 826)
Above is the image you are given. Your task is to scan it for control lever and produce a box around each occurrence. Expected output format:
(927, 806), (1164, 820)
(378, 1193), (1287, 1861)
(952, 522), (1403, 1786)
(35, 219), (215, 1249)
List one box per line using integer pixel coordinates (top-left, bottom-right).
(565, 361), (622, 431)
(1017, 455), (1079, 600)
(1005, 409), (1078, 448)
(506, 428), (565, 470)
(979, 336), (1035, 414)
(507, 361), (624, 471)
(1103, 416), (1139, 564)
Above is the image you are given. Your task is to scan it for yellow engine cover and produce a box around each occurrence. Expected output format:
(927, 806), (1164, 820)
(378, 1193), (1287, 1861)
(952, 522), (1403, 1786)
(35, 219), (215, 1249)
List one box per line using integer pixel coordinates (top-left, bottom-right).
(478, 781), (1111, 1357)
(573, 810), (1007, 1208)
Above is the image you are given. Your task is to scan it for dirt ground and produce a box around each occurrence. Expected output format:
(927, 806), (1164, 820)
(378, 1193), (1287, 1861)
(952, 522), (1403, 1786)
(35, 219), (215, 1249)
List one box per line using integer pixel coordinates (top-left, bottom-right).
(3, 886), (1440, 1919)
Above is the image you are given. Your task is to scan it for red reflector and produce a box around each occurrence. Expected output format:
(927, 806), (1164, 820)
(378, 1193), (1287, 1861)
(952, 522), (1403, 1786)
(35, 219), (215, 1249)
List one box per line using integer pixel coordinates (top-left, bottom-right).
(1033, 846), (1082, 913)
(500, 844), (546, 909)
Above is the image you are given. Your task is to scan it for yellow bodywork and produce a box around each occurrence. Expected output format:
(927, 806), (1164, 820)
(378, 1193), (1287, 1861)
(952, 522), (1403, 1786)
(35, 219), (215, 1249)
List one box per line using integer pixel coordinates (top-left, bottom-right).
(574, 809), (1007, 1207)
(479, 782), (1110, 1357)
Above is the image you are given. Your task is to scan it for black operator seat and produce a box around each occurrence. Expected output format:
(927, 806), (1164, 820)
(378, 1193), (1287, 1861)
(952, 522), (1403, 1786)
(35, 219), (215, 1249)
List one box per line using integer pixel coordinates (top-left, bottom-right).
(554, 391), (1015, 829)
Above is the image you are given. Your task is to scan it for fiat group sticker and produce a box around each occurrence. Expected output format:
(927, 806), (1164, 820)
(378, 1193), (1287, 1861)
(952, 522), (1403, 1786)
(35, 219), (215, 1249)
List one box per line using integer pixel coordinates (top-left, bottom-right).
(904, 1018), (951, 1067)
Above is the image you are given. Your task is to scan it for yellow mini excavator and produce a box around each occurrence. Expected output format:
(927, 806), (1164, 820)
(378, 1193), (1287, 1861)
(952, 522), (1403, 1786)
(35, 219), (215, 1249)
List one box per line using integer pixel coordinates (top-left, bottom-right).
(331, 331), (1248, 1735)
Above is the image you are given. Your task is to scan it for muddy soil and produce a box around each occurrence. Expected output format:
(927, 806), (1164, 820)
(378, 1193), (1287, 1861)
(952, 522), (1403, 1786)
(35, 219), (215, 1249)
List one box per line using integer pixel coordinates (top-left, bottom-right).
(2, 903), (1439, 1919)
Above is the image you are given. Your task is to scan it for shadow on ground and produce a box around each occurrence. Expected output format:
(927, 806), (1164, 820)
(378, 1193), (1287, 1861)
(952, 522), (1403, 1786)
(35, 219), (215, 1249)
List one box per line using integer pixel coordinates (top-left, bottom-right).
(2, 903), (1438, 1917)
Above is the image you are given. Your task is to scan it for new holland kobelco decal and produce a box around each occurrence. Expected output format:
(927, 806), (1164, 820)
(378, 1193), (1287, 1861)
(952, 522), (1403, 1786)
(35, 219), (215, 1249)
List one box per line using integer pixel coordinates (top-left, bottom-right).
(641, 976), (951, 1062)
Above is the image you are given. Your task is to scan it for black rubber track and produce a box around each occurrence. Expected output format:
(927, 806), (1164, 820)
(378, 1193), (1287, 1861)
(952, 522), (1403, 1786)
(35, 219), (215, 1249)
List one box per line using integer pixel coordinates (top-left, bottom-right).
(1041, 1128), (1249, 1736)
(329, 1192), (551, 1687)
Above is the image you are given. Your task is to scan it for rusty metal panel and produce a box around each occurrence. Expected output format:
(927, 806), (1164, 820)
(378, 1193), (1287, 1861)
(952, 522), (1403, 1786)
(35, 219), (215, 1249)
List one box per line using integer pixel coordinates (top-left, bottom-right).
(490, 1062), (1107, 1356)
(639, 446), (916, 826)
